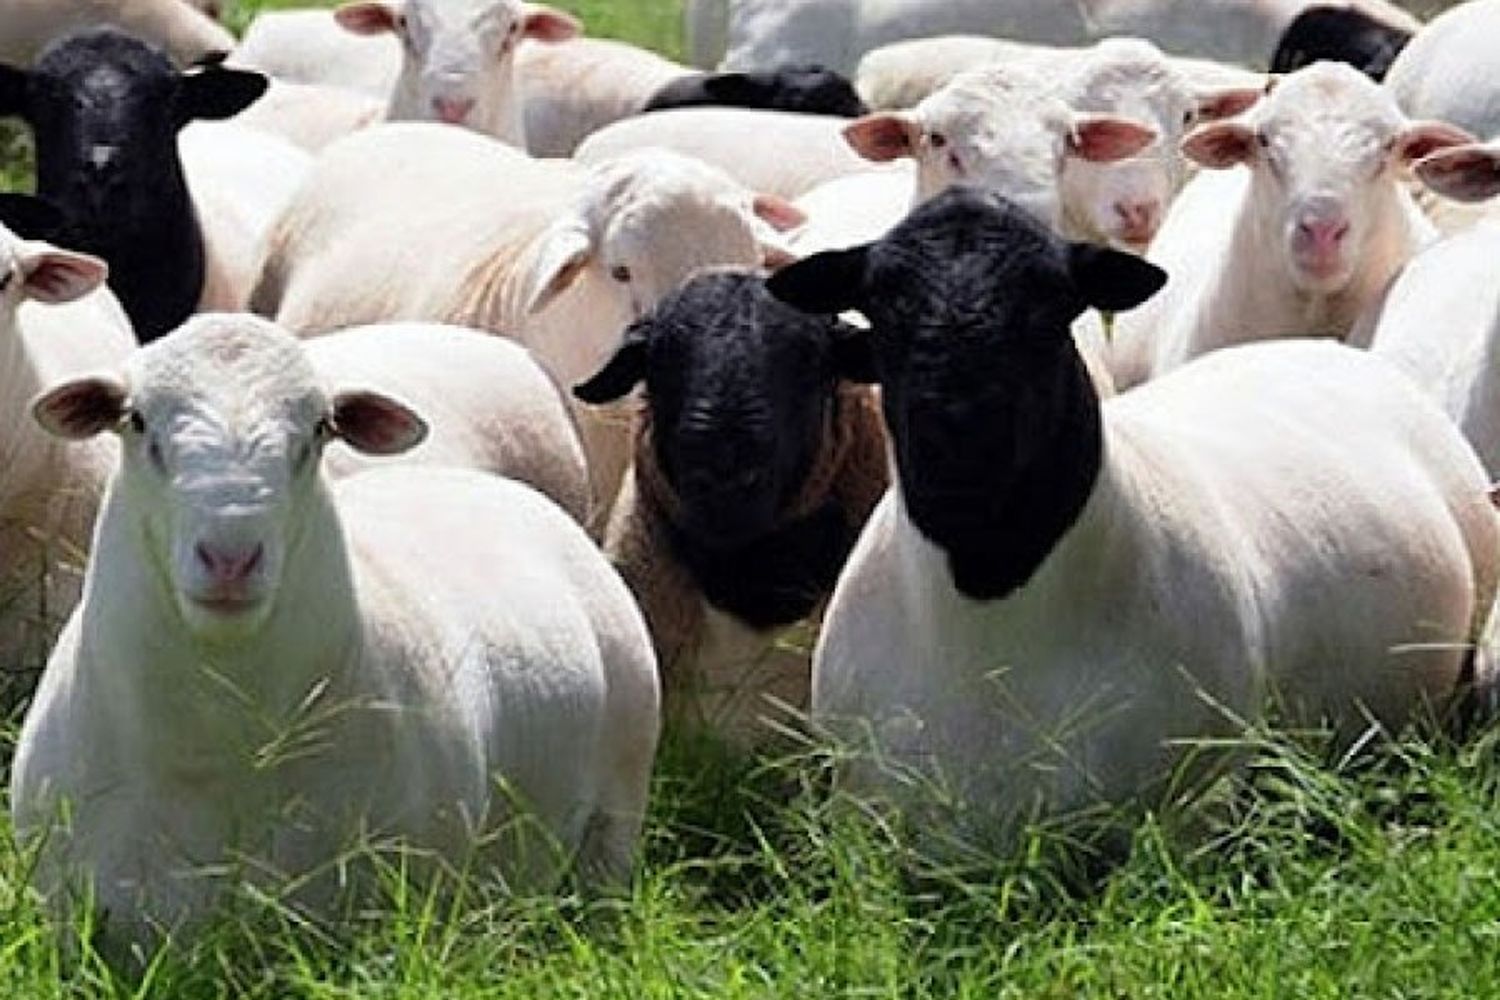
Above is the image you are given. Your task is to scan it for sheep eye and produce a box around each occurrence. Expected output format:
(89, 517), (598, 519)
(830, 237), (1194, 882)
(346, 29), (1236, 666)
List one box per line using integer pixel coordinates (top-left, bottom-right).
(610, 264), (632, 284)
(1182, 109), (1195, 128)
(146, 436), (165, 474)
(126, 410), (146, 434)
(928, 132), (947, 150)
(1256, 132), (1270, 149)
(0, 270), (13, 293)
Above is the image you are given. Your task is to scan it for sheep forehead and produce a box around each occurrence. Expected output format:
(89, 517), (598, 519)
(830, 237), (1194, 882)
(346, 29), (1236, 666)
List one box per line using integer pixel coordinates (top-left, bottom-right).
(588, 153), (754, 238)
(923, 68), (1071, 142)
(1258, 63), (1403, 140)
(407, 0), (519, 35)
(129, 316), (326, 440)
(1067, 45), (1185, 121)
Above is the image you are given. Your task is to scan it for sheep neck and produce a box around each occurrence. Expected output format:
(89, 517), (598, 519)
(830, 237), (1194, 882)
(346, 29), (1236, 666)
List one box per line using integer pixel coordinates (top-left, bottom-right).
(892, 338), (1103, 602)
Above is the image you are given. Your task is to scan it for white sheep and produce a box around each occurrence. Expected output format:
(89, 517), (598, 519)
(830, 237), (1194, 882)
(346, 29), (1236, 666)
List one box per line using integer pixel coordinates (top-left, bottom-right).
(332, 0), (580, 144)
(252, 123), (805, 517)
(13, 313), (660, 955)
(229, 8), (400, 100)
(1108, 62), (1471, 390)
(769, 187), (1499, 844)
(518, 37), (690, 157)
(0, 211), (134, 685)
(230, 79), (385, 154)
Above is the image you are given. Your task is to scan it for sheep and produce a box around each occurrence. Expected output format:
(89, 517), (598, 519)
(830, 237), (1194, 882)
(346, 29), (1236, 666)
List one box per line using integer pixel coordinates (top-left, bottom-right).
(835, 47), (1264, 253)
(252, 122), (806, 517)
(0, 0), (233, 69)
(331, 0), (580, 144)
(0, 28), (312, 343)
(1268, 5), (1413, 81)
(1108, 62), (1472, 391)
(521, 38), (865, 158)
(304, 322), (591, 524)
(0, 200), (134, 699)
(229, 8), (400, 100)
(767, 186), (1500, 845)
(1363, 143), (1500, 477)
(854, 34), (1264, 113)
(573, 270), (886, 746)
(230, 79), (384, 154)
(687, 0), (1419, 78)
(573, 108), (900, 201)
(13, 313), (661, 956)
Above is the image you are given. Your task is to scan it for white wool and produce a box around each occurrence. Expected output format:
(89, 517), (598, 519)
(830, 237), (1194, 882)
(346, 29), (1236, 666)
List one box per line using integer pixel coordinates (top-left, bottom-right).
(0, 0), (233, 67)
(518, 37), (690, 157)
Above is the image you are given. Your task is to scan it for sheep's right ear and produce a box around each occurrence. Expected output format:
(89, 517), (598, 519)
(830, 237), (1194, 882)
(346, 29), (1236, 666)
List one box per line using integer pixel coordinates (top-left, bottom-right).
(335, 1), (404, 35)
(0, 63), (29, 118)
(32, 376), (128, 440)
(1415, 144), (1500, 204)
(765, 245), (870, 315)
(1181, 121), (1257, 169)
(524, 218), (593, 315)
(177, 66), (269, 123)
(843, 113), (920, 162)
(0, 194), (64, 241)
(574, 322), (649, 404)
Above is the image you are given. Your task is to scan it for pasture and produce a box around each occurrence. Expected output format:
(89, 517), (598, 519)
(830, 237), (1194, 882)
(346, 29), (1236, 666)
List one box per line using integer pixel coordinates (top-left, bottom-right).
(0, 0), (1496, 997)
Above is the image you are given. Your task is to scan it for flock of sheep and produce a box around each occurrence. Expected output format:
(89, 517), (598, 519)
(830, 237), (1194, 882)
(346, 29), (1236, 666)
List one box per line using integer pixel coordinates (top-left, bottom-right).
(0, 0), (1493, 962)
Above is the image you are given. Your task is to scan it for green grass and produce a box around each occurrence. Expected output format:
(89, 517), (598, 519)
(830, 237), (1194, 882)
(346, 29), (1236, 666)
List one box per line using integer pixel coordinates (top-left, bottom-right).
(3, 722), (1500, 998)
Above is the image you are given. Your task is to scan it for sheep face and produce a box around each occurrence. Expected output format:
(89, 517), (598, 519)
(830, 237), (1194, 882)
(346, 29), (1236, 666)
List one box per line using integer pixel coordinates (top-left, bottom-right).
(336, 0), (579, 135)
(523, 152), (805, 375)
(765, 187), (1163, 577)
(1056, 39), (1261, 252)
(1182, 62), (1472, 294)
(843, 67), (1156, 236)
(577, 270), (870, 548)
(31, 315), (424, 643)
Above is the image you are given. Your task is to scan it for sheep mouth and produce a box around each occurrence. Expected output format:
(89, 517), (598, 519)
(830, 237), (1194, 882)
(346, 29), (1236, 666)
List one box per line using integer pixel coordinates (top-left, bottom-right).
(184, 592), (267, 617)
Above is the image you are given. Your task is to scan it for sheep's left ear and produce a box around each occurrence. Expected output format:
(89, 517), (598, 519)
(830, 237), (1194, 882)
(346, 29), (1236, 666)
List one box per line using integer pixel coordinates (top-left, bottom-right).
(521, 4), (582, 42)
(523, 217), (593, 315)
(574, 321), (649, 404)
(177, 66), (268, 123)
(17, 242), (108, 304)
(1068, 243), (1167, 312)
(331, 390), (427, 455)
(1415, 144), (1500, 203)
(0, 63), (31, 119)
(32, 375), (128, 440)
(829, 319), (876, 384)
(1391, 120), (1477, 168)
(765, 245), (870, 315)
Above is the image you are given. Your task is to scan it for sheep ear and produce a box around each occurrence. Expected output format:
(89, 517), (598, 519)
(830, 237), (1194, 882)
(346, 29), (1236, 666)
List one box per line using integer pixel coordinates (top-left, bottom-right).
(1067, 114), (1156, 163)
(843, 113), (920, 162)
(765, 245), (870, 315)
(330, 389), (427, 455)
(752, 193), (807, 233)
(574, 322), (649, 404)
(0, 194), (63, 241)
(524, 218), (593, 315)
(177, 66), (268, 123)
(1194, 86), (1262, 123)
(1392, 120), (1477, 168)
(1415, 144), (1500, 204)
(520, 5), (582, 42)
(1181, 121), (1256, 169)
(17, 243), (108, 304)
(32, 376), (128, 440)
(829, 320), (877, 384)
(334, 1), (403, 35)
(701, 72), (760, 104)
(1068, 243), (1167, 313)
(0, 63), (30, 119)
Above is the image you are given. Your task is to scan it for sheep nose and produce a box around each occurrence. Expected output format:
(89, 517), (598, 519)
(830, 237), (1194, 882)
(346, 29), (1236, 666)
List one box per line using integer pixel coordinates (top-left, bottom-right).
(194, 541), (264, 585)
(431, 96), (475, 124)
(1113, 199), (1162, 243)
(1295, 215), (1350, 254)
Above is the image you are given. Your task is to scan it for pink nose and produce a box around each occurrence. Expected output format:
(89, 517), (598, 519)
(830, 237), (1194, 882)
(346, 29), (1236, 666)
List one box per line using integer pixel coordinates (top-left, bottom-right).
(194, 541), (264, 586)
(1296, 216), (1350, 255)
(1114, 200), (1161, 242)
(431, 96), (475, 124)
